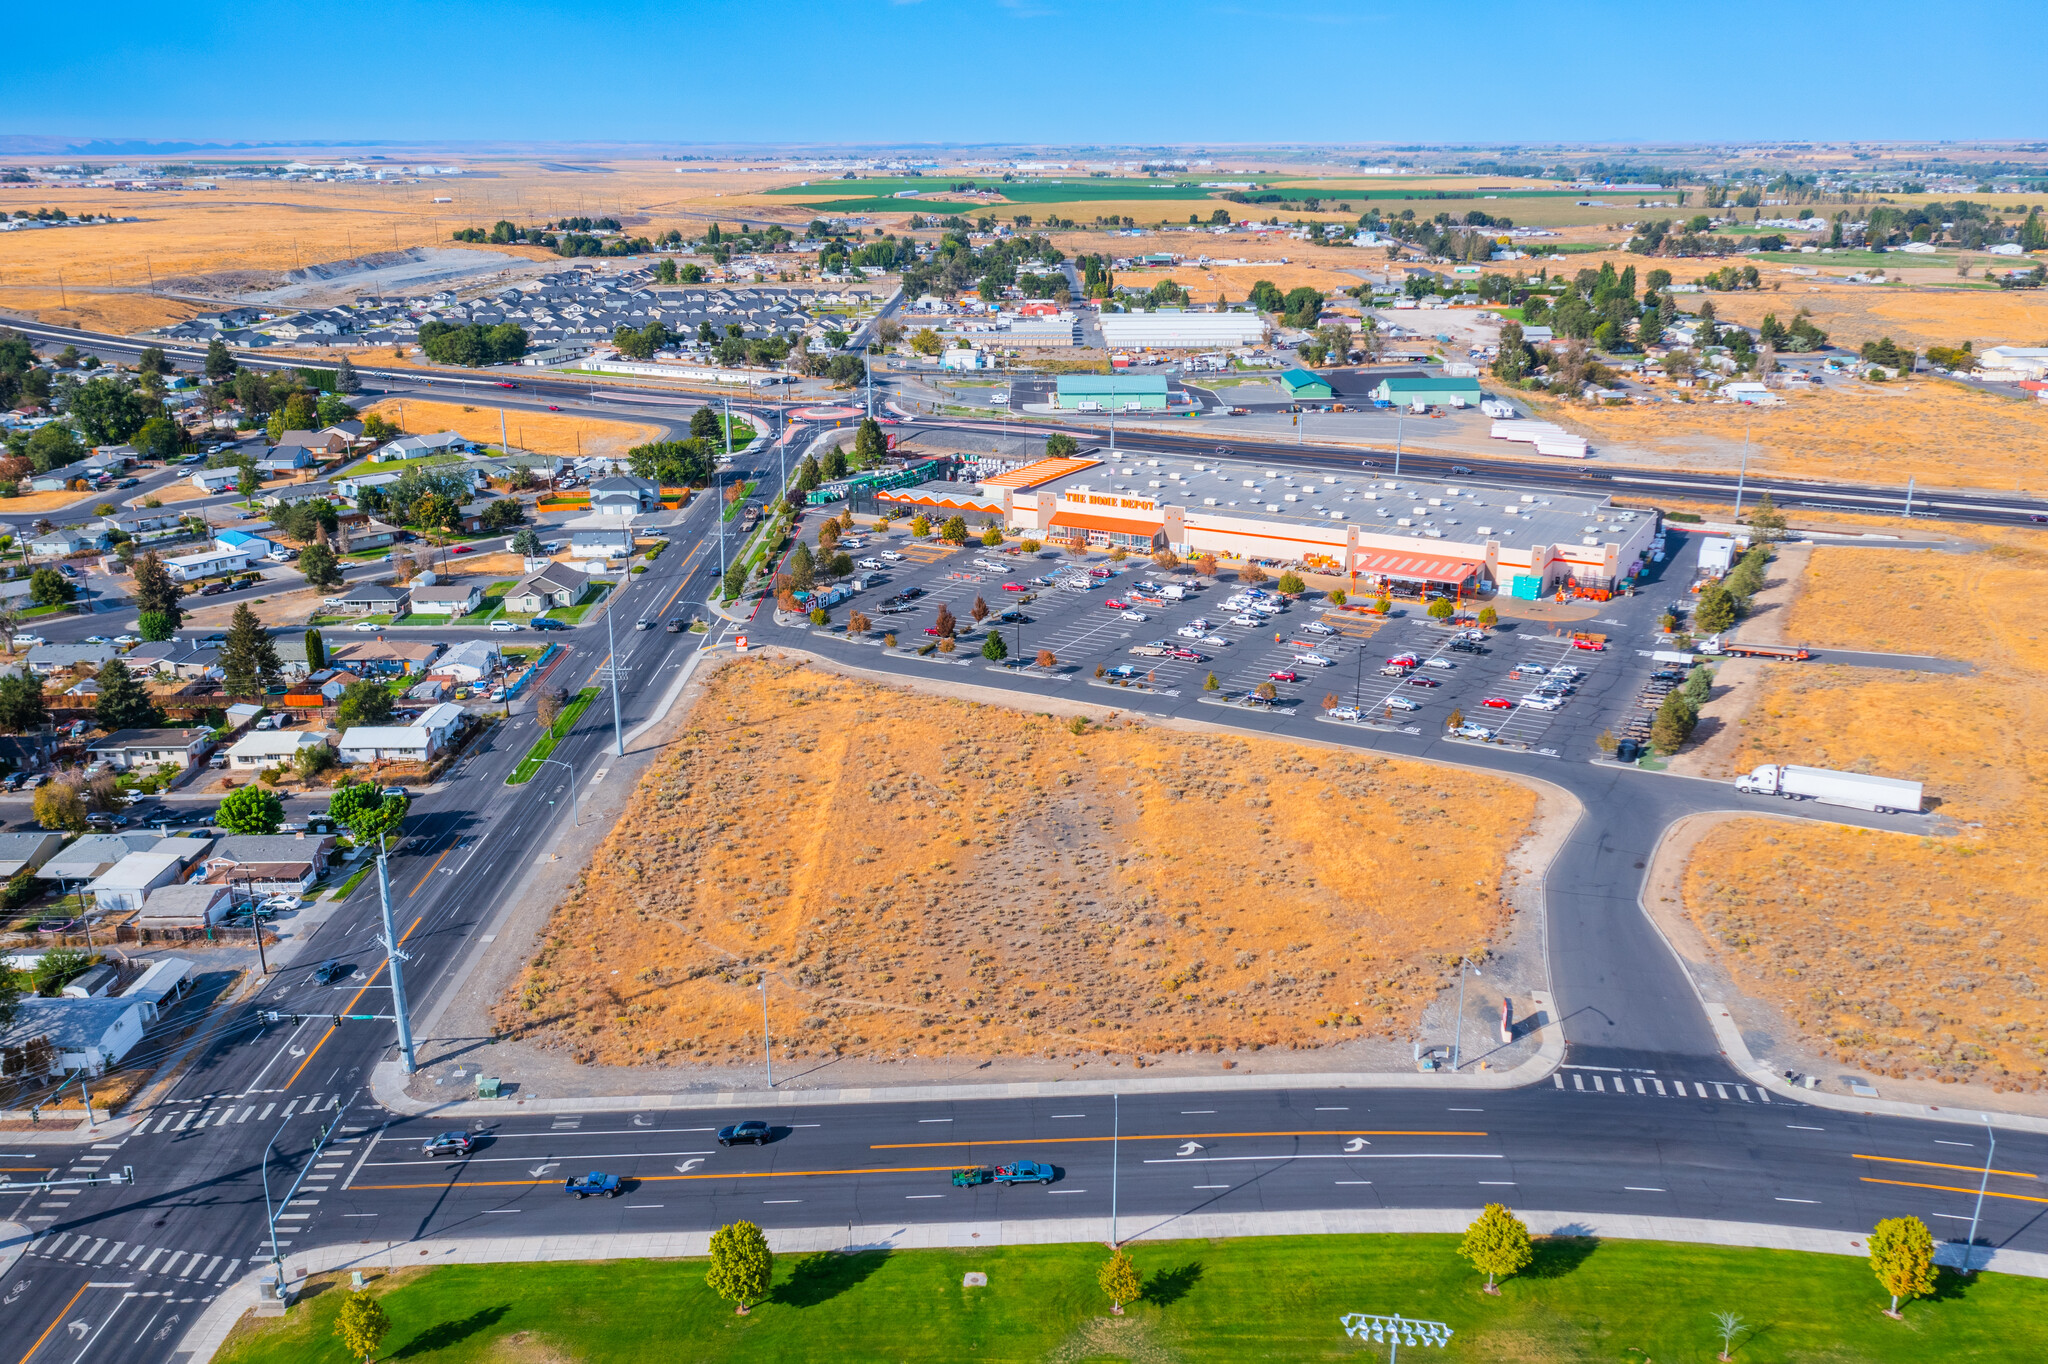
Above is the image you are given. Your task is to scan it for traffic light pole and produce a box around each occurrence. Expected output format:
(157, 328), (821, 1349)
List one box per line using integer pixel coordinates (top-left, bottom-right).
(376, 834), (416, 1074)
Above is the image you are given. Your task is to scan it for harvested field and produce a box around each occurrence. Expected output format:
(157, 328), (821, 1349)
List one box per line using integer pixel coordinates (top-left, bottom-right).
(1694, 283), (2048, 355)
(1681, 535), (2048, 1090)
(357, 399), (663, 460)
(1528, 378), (2048, 490)
(498, 656), (1537, 1068)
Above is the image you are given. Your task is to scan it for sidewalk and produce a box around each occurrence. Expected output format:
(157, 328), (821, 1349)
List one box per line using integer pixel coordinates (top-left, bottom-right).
(371, 991), (1563, 1119)
(172, 1202), (2048, 1364)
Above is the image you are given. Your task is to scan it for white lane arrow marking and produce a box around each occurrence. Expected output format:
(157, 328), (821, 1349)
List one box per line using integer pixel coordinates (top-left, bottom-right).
(632, 1116), (652, 1127)
(287, 1047), (306, 1058)
(1344, 1138), (1371, 1152)
(1176, 1142), (1205, 1157)
(530, 1163), (559, 1177)
(675, 1158), (704, 1174)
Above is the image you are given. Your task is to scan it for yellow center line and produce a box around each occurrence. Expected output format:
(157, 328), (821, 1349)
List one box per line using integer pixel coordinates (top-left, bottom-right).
(1853, 1153), (2039, 1179)
(408, 843), (456, 898)
(1861, 1177), (2048, 1206)
(353, 1163), (971, 1191)
(282, 914), (423, 1090)
(16, 1282), (89, 1364)
(872, 1129), (1485, 1151)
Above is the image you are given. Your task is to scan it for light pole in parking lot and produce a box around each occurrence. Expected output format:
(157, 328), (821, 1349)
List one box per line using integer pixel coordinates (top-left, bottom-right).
(1450, 956), (1479, 1073)
(1393, 412), (1404, 479)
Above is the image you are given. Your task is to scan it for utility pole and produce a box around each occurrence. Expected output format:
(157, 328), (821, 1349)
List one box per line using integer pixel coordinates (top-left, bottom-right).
(1964, 1117), (1996, 1274)
(1903, 474), (1916, 519)
(1732, 411), (1752, 520)
(761, 973), (773, 1089)
(1450, 956), (1480, 1072)
(602, 605), (625, 757)
(499, 407), (509, 455)
(374, 835), (415, 1074)
(1394, 411), (1403, 479)
(1110, 1090), (1120, 1248)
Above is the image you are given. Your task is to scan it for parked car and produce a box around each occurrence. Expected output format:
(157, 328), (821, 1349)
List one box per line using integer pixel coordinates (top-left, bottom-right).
(1268, 669), (1299, 682)
(1407, 676), (1441, 688)
(422, 1132), (474, 1158)
(1102, 599), (1130, 610)
(1421, 658), (1455, 671)
(1301, 620), (1337, 635)
(531, 617), (566, 631)
(880, 550), (904, 561)
(1229, 614), (1260, 627)
(351, 620), (381, 631)
(1384, 696), (1421, 712)
(1120, 610), (1148, 622)
(1452, 722), (1494, 739)
(1002, 581), (1030, 593)
(718, 1120), (773, 1147)
(1293, 653), (1335, 668)
(1481, 696), (1515, 709)
(1519, 695), (1563, 711)
(490, 621), (522, 632)
(1326, 704), (1361, 720)
(858, 557), (883, 570)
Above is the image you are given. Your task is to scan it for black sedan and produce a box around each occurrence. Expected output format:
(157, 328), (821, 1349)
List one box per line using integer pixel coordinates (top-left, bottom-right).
(717, 1120), (772, 1147)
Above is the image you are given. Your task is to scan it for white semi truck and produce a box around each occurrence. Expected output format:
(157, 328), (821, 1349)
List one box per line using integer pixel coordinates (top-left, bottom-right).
(1734, 764), (1923, 814)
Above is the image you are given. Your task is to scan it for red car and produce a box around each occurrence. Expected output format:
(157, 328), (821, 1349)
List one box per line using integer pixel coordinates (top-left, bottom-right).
(547, 404), (562, 412)
(496, 381), (517, 389)
(1002, 582), (1030, 592)
(1572, 638), (1606, 651)
(451, 544), (471, 555)
(924, 626), (944, 636)
(1481, 696), (1515, 709)
(1171, 648), (1205, 661)
(1088, 567), (1114, 579)
(1407, 675), (1440, 688)
(1386, 654), (1418, 667)
(1269, 669), (1299, 682)
(1103, 599), (1130, 610)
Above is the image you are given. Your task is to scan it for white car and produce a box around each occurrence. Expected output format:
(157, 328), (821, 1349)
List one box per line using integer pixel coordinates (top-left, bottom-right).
(880, 550), (904, 561)
(112, 634), (140, 645)
(1293, 653), (1335, 667)
(1201, 634), (1229, 647)
(1452, 723), (1494, 739)
(11, 634), (45, 648)
(490, 620), (522, 632)
(858, 557), (883, 570)
(1519, 694), (1563, 711)
(1176, 625), (1206, 639)
(1301, 620), (1337, 635)
(260, 894), (303, 913)
(1516, 662), (1550, 675)
(1251, 601), (1283, 615)
(351, 620), (382, 632)
(1384, 696), (1421, 712)
(989, 392), (1009, 405)
(1120, 610), (1149, 622)
(1229, 614), (1260, 627)
(1186, 617), (1211, 631)
(1326, 704), (1361, 720)
(1421, 657), (1456, 671)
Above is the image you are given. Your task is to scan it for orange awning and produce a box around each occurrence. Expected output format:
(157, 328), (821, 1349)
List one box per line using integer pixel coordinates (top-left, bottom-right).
(1351, 549), (1481, 584)
(1049, 511), (1164, 537)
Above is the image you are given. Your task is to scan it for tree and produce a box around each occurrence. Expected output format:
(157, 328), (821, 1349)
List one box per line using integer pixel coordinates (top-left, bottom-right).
(304, 628), (327, 673)
(982, 525), (1004, 548)
(333, 1289), (390, 1364)
(29, 568), (75, 607)
(706, 1220), (773, 1314)
(334, 679), (395, 731)
(132, 416), (182, 461)
(94, 660), (163, 730)
(1649, 692), (1698, 755)
(511, 527), (544, 557)
(1036, 649), (1057, 669)
(820, 443), (847, 480)
(1045, 433), (1080, 458)
(533, 687), (567, 731)
(1683, 665), (1714, 706)
(220, 603), (282, 696)
(826, 551), (852, 579)
(34, 780), (87, 833)
(204, 337), (236, 382)
(68, 376), (153, 445)
(1477, 606), (1498, 629)
(1098, 1248), (1141, 1315)
(1428, 597), (1455, 622)
(1239, 564), (1267, 587)
(982, 630), (1008, 661)
(1870, 1216), (1937, 1318)
(1254, 681), (1277, 700)
(1195, 553), (1218, 577)
(298, 541), (342, 590)
(328, 779), (409, 843)
(689, 405), (723, 440)
(1204, 671), (1220, 691)
(909, 514), (931, 538)
(934, 604), (957, 638)
(0, 671), (47, 732)
(909, 328), (944, 357)
(1713, 1310), (1745, 1362)
(940, 515), (969, 544)
(481, 498), (526, 531)
(1276, 571), (1305, 595)
(334, 354), (360, 394)
(787, 541), (816, 593)
(1693, 584), (1738, 634)
(1746, 492), (1788, 543)
(1460, 1203), (1533, 1293)
(847, 610), (870, 635)
(852, 417), (887, 466)
(237, 460), (260, 499)
(970, 595), (989, 624)
(218, 784), (285, 835)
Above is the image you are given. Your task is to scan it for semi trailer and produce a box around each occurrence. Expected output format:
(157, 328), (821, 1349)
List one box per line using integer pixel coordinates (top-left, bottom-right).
(1734, 764), (1923, 814)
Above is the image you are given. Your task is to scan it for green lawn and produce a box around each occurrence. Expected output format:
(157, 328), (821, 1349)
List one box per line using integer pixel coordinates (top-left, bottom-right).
(507, 687), (597, 785)
(306, 613), (402, 628)
(212, 1233), (2045, 1364)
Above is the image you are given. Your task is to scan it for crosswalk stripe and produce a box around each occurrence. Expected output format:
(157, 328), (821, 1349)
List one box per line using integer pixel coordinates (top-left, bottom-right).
(101, 1241), (124, 1264)
(173, 1111), (194, 1131)
(239, 1106), (255, 1122)
(1572, 1074), (1584, 1090)
(202, 1255), (222, 1281)
(1653, 1079), (1666, 1095)
(139, 1248), (164, 1273)
(125, 1245), (142, 1262)
(218, 1258), (240, 1284)
(1552, 1073), (1563, 1088)
(282, 1100), (298, 1117)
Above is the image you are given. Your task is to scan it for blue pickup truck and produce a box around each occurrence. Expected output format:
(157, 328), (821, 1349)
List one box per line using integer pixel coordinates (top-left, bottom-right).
(993, 1161), (1056, 1186)
(565, 1171), (622, 1198)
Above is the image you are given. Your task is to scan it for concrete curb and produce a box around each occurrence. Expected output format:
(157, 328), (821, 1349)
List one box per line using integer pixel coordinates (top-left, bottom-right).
(173, 1203), (2048, 1363)
(0, 1220), (27, 1283)
(370, 990), (1562, 1118)
(618, 633), (712, 752)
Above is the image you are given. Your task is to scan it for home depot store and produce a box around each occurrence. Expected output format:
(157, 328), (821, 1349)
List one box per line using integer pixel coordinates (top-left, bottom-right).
(877, 453), (1658, 594)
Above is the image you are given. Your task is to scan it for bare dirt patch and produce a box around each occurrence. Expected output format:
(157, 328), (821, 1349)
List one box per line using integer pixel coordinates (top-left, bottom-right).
(358, 399), (663, 460)
(495, 655), (1539, 1071)
(1680, 534), (2048, 1092)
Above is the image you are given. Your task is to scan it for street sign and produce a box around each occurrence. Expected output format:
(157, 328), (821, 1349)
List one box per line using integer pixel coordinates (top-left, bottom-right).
(735, 634), (749, 651)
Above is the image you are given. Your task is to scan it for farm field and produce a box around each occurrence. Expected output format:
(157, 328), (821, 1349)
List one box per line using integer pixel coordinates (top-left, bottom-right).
(1680, 532), (2048, 1092)
(496, 655), (1540, 1073)
(212, 1235), (2047, 1364)
(356, 398), (664, 459)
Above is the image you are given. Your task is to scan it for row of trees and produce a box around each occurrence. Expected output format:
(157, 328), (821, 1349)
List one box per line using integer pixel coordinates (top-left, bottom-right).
(417, 321), (528, 367)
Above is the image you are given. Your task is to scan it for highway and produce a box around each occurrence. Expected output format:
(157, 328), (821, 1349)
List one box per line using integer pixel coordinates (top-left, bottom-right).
(2, 315), (2046, 1364)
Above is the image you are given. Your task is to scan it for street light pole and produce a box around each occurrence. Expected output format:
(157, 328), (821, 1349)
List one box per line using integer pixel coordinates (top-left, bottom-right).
(1110, 1090), (1120, 1249)
(534, 755), (578, 826)
(1450, 956), (1478, 1073)
(1394, 412), (1404, 479)
(1964, 1117), (1996, 1274)
(761, 973), (773, 1089)
(1732, 412), (1752, 520)
(375, 833), (416, 1074)
(603, 604), (624, 758)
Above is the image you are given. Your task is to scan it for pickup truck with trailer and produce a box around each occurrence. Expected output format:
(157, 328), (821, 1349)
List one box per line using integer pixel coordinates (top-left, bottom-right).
(1717, 642), (1813, 661)
(1130, 642), (1173, 657)
(565, 1171), (622, 1198)
(993, 1160), (1057, 1185)
(1734, 764), (1923, 814)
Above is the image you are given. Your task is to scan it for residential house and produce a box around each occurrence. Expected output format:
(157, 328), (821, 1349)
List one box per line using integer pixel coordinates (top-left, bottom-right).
(505, 562), (584, 612)
(254, 444), (316, 475)
(587, 475), (660, 515)
(326, 581), (410, 617)
(272, 428), (353, 458)
(329, 639), (440, 675)
(223, 729), (332, 771)
(214, 529), (278, 559)
(85, 849), (191, 913)
(101, 510), (185, 540)
(0, 996), (150, 1075)
(190, 467), (241, 493)
(202, 859), (318, 896)
(260, 480), (338, 508)
(338, 517), (401, 550)
(372, 431), (468, 462)
(29, 530), (102, 557)
(0, 832), (65, 878)
(209, 833), (336, 869)
(408, 581), (484, 617)
(37, 832), (166, 883)
(86, 728), (209, 773)
(338, 701), (465, 764)
(334, 471), (402, 502)
(427, 639), (500, 684)
(119, 957), (194, 1018)
(24, 641), (120, 676)
(162, 547), (248, 582)
(124, 640), (220, 680)
(316, 421), (366, 448)
(136, 882), (231, 928)
(569, 526), (636, 559)
(27, 473), (74, 493)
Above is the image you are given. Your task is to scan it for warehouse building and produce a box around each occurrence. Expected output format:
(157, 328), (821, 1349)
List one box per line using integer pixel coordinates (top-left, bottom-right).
(1097, 311), (1266, 350)
(872, 452), (1659, 596)
(1370, 375), (1483, 408)
(1054, 375), (1169, 411)
(1277, 367), (1334, 400)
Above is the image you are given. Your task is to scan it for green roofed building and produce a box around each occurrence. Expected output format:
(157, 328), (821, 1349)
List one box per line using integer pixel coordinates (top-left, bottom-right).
(1370, 375), (1484, 408)
(1277, 367), (1334, 400)
(1054, 374), (1169, 410)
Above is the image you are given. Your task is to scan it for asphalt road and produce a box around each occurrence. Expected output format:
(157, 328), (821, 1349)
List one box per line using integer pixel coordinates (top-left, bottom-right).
(1, 317), (2043, 1364)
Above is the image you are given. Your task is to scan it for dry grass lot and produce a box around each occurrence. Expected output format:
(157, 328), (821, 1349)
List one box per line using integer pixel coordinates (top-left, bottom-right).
(498, 657), (1536, 1069)
(1527, 379), (2048, 490)
(1682, 533), (2048, 1090)
(1696, 282), (2048, 354)
(357, 398), (662, 460)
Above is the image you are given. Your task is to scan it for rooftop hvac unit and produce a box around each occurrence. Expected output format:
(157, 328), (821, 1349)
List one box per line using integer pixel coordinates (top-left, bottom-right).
(1396, 517), (1412, 527)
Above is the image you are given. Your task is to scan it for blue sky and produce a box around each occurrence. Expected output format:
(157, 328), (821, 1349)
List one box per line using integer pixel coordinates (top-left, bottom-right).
(5, 1), (2042, 147)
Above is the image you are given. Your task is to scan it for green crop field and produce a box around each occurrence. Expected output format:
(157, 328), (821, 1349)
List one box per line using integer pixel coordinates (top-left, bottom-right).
(215, 1233), (2042, 1364)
